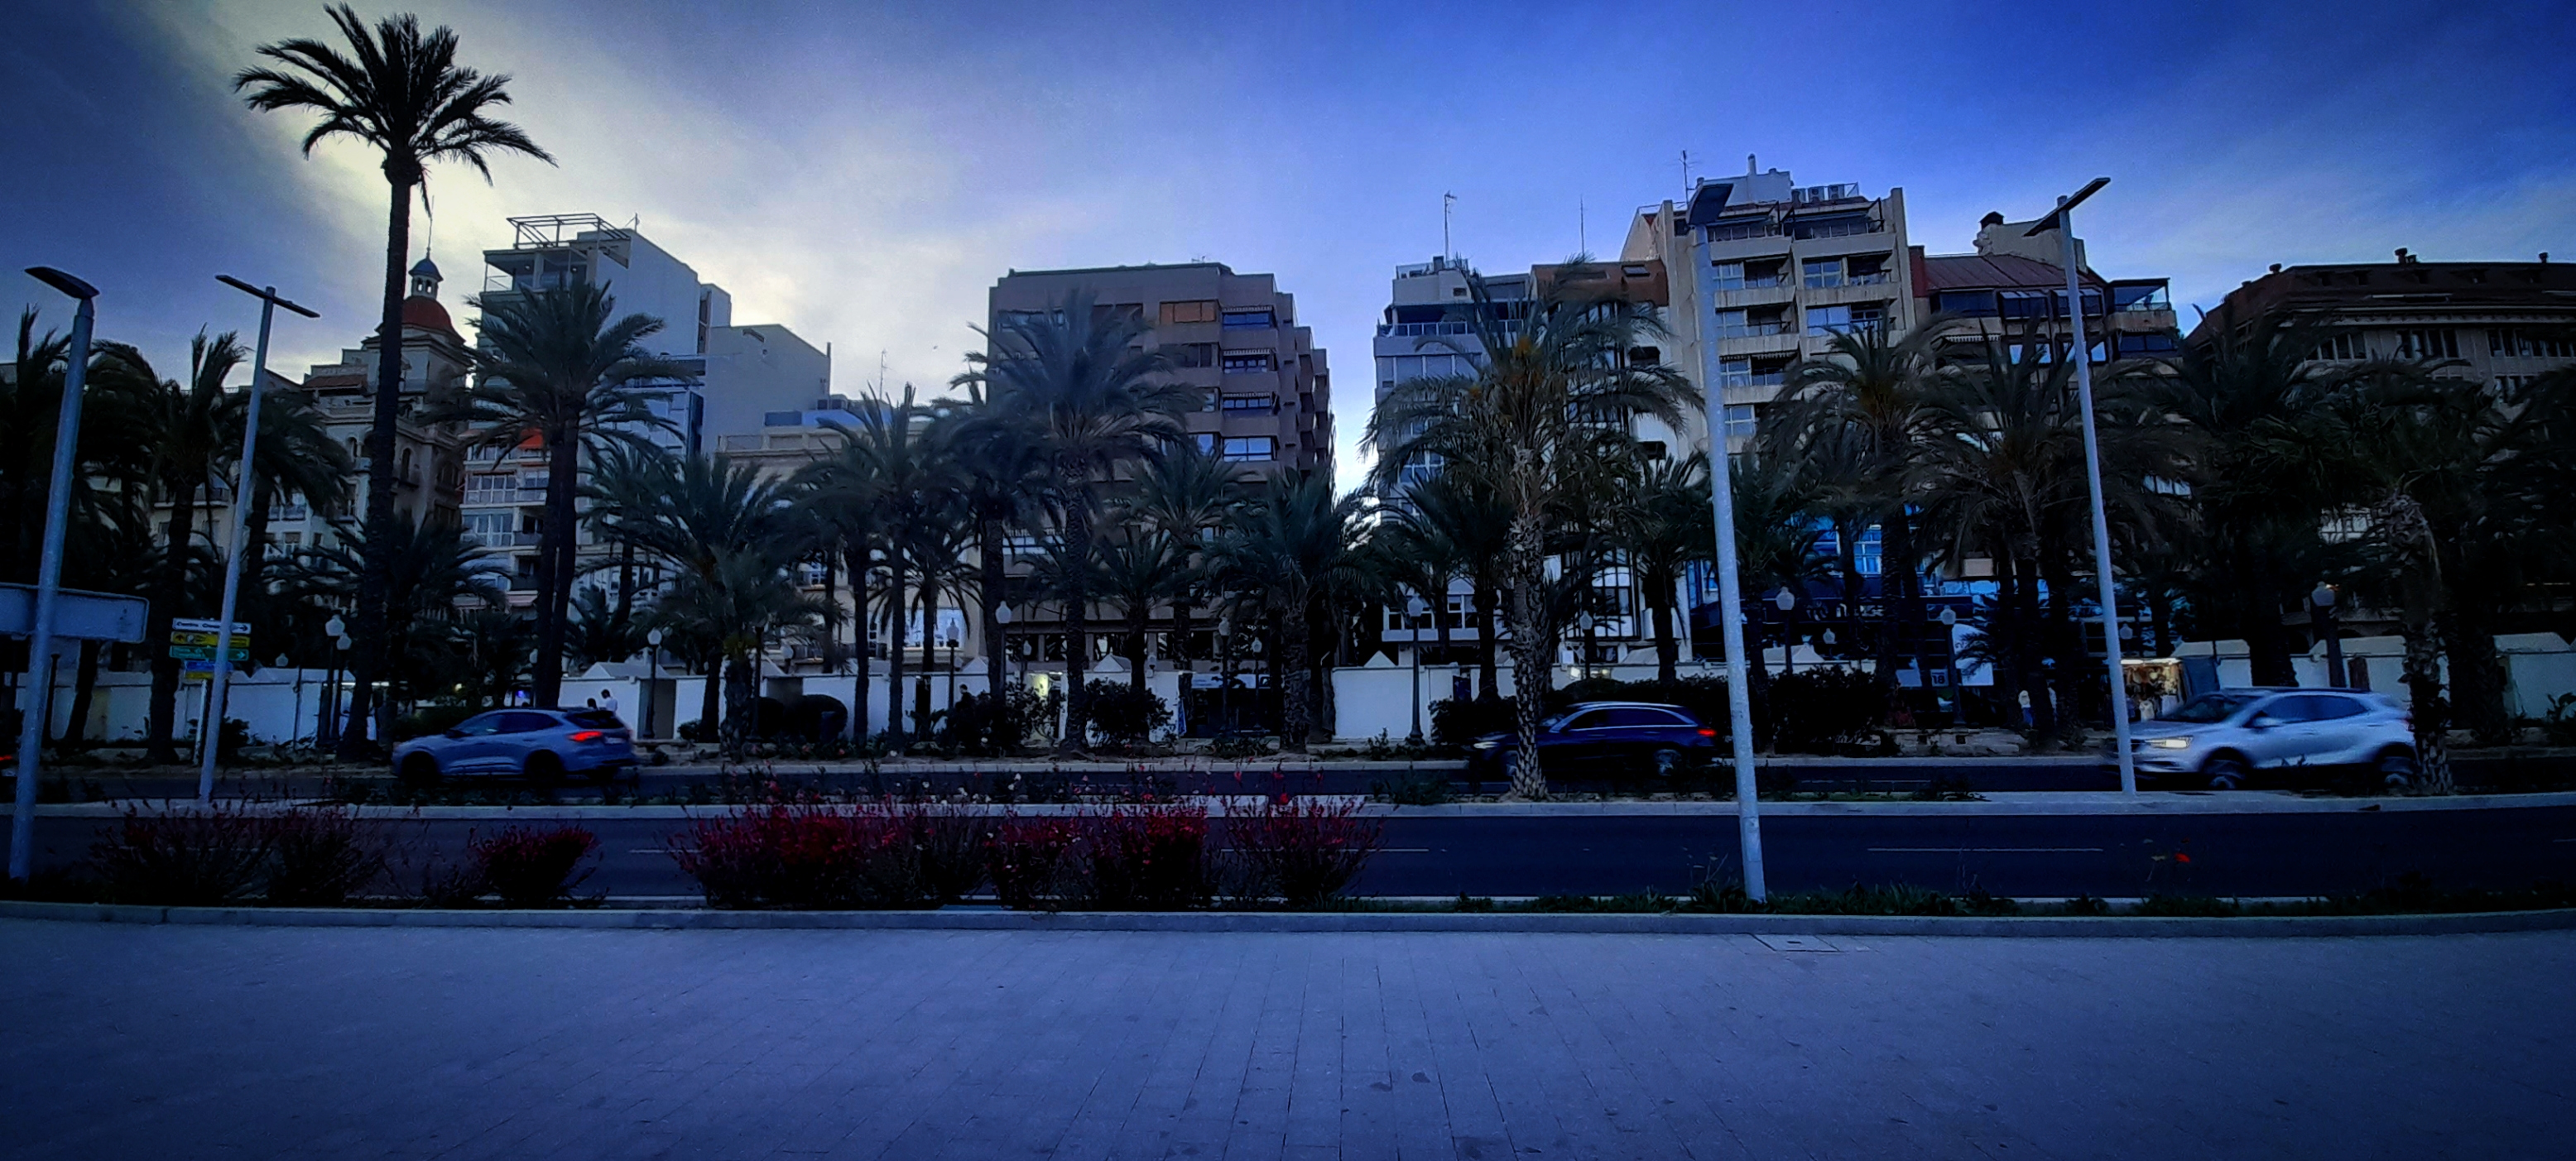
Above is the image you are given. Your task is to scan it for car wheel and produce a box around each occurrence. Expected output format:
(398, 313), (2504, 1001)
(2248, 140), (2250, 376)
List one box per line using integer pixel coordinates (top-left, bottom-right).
(1651, 747), (1684, 778)
(2376, 747), (2418, 791)
(2204, 753), (2250, 791)
(524, 751), (564, 785)
(397, 754), (441, 785)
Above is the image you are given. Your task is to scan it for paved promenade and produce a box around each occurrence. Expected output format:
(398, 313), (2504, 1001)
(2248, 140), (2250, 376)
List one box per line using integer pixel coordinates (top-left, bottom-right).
(3, 920), (2568, 1159)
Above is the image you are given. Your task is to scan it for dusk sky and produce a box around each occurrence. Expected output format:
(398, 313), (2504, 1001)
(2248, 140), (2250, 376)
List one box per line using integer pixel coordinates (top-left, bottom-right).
(10, 0), (2574, 483)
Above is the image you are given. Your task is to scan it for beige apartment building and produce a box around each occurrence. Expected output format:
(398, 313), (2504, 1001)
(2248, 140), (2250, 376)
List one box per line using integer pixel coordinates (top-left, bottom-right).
(2186, 252), (2576, 386)
(989, 263), (1331, 476)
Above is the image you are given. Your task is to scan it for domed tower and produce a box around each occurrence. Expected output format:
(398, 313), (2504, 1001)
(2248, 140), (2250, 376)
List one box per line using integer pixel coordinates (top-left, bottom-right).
(409, 255), (442, 300)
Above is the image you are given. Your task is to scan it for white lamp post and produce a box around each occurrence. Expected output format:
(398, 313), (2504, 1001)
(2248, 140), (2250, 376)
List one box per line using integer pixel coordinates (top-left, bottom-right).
(11, 267), (99, 881)
(2023, 177), (2135, 795)
(199, 276), (317, 804)
(1691, 254), (1770, 900)
(1771, 588), (1796, 675)
(2312, 583), (2342, 688)
(646, 627), (665, 737)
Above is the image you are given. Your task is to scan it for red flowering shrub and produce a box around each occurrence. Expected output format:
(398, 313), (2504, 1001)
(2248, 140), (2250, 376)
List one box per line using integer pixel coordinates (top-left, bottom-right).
(1083, 804), (1210, 909)
(987, 815), (1082, 911)
(1227, 797), (1383, 907)
(670, 803), (949, 909)
(470, 824), (598, 907)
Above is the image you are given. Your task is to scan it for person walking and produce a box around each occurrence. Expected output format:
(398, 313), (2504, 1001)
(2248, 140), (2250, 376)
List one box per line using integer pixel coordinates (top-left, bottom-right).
(600, 688), (622, 725)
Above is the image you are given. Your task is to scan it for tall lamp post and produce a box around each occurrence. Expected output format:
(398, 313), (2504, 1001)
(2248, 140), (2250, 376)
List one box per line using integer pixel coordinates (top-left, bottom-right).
(992, 603), (1015, 695)
(1406, 596), (1428, 744)
(11, 267), (99, 882)
(646, 627), (665, 737)
(1771, 588), (1796, 676)
(199, 276), (317, 804)
(2312, 584), (2343, 688)
(1692, 254), (1769, 900)
(2025, 177), (2136, 796)
(1575, 611), (1596, 683)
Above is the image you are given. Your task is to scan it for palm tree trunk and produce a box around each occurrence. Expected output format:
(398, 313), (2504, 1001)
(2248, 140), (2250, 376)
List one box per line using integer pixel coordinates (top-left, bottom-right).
(60, 639), (101, 746)
(979, 519), (1008, 701)
(2439, 609), (2511, 746)
(1504, 513), (1550, 799)
(884, 555), (908, 748)
(2374, 490), (2450, 792)
(918, 582), (940, 739)
(1279, 600), (1312, 752)
(1651, 590), (1678, 686)
(1474, 578), (1499, 700)
(846, 541), (871, 741)
(1431, 575), (1457, 699)
(697, 646), (722, 743)
(1059, 477), (1093, 752)
(721, 649), (756, 760)
(2011, 552), (2058, 737)
(2243, 573), (2298, 687)
(145, 487), (199, 763)
(339, 170), (414, 760)
(2040, 553), (2086, 739)
(1887, 510), (1921, 722)
(532, 434), (580, 706)
(1127, 596), (1150, 696)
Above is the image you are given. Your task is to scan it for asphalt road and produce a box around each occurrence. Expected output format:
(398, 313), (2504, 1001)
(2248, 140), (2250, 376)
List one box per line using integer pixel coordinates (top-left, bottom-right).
(23, 802), (2574, 901)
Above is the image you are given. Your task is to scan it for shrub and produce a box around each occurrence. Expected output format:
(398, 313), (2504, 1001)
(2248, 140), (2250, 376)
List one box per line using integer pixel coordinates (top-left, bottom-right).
(1369, 770), (1450, 806)
(470, 824), (598, 907)
(2542, 694), (2576, 746)
(987, 815), (1082, 911)
(1430, 694), (1514, 746)
(1084, 681), (1170, 746)
(902, 803), (988, 905)
(87, 804), (273, 906)
(1227, 797), (1382, 908)
(264, 807), (387, 906)
(669, 804), (927, 909)
(1204, 734), (1275, 759)
(1770, 669), (1891, 755)
(946, 685), (1046, 756)
(1082, 803), (1210, 909)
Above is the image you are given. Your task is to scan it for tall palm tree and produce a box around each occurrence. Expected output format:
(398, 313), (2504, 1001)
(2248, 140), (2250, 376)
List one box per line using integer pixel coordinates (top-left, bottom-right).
(1372, 259), (1696, 797)
(276, 513), (507, 714)
(1372, 505), (1463, 709)
(590, 449), (801, 751)
(1210, 473), (1372, 751)
(228, 380), (353, 670)
(1617, 452), (1717, 684)
(939, 386), (1050, 702)
(238, 5), (552, 757)
(1095, 526), (1193, 696)
(139, 332), (248, 762)
(1121, 440), (1252, 680)
(1402, 472), (1511, 700)
(794, 414), (889, 738)
(810, 386), (957, 748)
(2, 314), (154, 586)
(956, 290), (1195, 751)
(433, 283), (685, 706)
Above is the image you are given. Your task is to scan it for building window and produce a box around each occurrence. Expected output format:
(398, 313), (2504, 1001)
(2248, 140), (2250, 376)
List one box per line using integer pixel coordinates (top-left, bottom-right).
(2313, 333), (2370, 361)
(2392, 329), (2458, 360)
(1159, 300), (1218, 325)
(1222, 353), (1273, 374)
(1802, 258), (1843, 290)
(2491, 328), (2576, 358)
(1161, 343), (1217, 368)
(1806, 305), (1851, 336)
(1846, 254), (1891, 285)
(1717, 356), (1752, 390)
(1705, 219), (1769, 242)
(1221, 394), (1276, 413)
(1933, 290), (1998, 317)
(2117, 333), (2180, 357)
(465, 473), (513, 502)
(1710, 261), (1744, 290)
(1639, 440), (1667, 460)
(1723, 404), (1758, 439)
(1194, 433), (1216, 454)
(1221, 308), (1276, 329)
(2112, 283), (2171, 312)
(1744, 259), (1787, 289)
(1220, 436), (1275, 462)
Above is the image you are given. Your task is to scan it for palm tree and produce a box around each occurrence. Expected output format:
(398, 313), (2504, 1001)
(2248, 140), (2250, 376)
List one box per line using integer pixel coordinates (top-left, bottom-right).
(794, 415), (888, 738)
(228, 380), (353, 675)
(1614, 452), (1718, 684)
(956, 290), (1195, 751)
(939, 386), (1050, 703)
(238, 5), (552, 757)
(1371, 505), (1463, 712)
(1211, 473), (1372, 751)
(432, 283), (685, 707)
(590, 449), (803, 751)
(276, 513), (508, 714)
(1095, 526), (1193, 697)
(1372, 259), (1697, 797)
(2, 314), (154, 585)
(138, 332), (248, 762)
(809, 386), (957, 748)
(1121, 440), (1252, 683)
(1401, 472), (1511, 700)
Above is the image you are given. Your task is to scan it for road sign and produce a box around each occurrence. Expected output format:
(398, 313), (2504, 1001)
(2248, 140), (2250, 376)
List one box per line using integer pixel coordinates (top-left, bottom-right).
(181, 660), (215, 682)
(168, 645), (250, 662)
(0, 583), (149, 642)
(169, 630), (255, 648)
(171, 618), (252, 636)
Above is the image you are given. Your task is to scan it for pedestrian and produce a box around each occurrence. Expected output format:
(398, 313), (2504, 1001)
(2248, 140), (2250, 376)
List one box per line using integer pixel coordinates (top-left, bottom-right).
(600, 688), (621, 724)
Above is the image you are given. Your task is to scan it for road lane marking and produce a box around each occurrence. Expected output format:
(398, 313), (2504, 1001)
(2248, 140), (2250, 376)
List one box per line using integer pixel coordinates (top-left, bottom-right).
(1866, 847), (2105, 853)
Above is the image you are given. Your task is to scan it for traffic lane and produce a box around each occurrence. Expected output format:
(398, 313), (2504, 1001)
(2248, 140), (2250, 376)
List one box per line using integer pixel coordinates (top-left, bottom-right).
(1356, 807), (2576, 898)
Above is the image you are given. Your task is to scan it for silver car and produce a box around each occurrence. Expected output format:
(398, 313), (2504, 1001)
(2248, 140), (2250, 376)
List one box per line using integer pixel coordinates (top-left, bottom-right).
(393, 708), (637, 784)
(2122, 688), (2417, 790)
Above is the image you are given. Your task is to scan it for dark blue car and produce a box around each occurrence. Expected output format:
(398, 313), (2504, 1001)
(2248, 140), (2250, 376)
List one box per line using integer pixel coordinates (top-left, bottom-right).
(1468, 701), (1718, 784)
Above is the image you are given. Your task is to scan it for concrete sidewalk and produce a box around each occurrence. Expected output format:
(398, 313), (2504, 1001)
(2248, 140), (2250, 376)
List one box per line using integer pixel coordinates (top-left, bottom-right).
(2, 919), (2567, 1159)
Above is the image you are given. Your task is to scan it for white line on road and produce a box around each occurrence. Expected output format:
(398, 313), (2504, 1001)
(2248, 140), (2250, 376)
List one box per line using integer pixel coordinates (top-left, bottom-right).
(1867, 847), (2106, 854)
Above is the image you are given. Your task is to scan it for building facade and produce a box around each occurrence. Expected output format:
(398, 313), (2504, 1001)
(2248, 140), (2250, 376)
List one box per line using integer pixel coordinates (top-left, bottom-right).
(2185, 252), (2576, 387)
(1912, 212), (2178, 361)
(989, 263), (1330, 476)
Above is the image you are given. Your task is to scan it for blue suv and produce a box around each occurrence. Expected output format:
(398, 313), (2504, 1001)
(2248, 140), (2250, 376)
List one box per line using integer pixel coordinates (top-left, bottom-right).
(393, 708), (637, 784)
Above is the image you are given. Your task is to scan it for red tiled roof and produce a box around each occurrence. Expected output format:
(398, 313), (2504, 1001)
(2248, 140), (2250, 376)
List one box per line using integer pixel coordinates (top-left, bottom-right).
(401, 295), (461, 340)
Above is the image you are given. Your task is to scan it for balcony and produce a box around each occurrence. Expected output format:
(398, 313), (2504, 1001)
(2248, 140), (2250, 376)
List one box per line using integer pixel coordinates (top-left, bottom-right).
(1713, 321), (1795, 339)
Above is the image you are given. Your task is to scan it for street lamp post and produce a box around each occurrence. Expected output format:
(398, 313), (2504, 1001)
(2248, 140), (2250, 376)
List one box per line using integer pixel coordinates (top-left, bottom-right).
(199, 276), (317, 804)
(2025, 177), (2136, 796)
(1576, 611), (1596, 684)
(1692, 252), (1770, 901)
(1216, 616), (1233, 736)
(1406, 596), (1428, 744)
(2312, 584), (2343, 688)
(1771, 588), (1796, 676)
(11, 267), (99, 882)
(646, 627), (665, 737)
(993, 603), (1015, 695)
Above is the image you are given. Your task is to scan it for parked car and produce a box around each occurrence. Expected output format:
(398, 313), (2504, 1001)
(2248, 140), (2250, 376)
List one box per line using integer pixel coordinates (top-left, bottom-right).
(392, 708), (637, 784)
(2117, 688), (2417, 790)
(1467, 701), (1718, 784)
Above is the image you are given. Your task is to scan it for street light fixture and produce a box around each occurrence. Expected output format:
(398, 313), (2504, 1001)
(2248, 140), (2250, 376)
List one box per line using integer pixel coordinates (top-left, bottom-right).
(1690, 252), (1771, 900)
(1406, 596), (1429, 744)
(11, 267), (99, 882)
(2311, 583), (2343, 688)
(2024, 177), (2136, 795)
(198, 276), (318, 804)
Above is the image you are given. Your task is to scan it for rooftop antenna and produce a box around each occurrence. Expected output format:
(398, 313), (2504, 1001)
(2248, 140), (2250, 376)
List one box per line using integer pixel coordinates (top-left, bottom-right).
(1579, 197), (1587, 254)
(1681, 150), (1694, 193)
(1442, 192), (1456, 262)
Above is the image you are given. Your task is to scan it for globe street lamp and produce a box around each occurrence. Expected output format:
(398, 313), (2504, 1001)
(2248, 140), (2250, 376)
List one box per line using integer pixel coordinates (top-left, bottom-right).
(646, 627), (666, 737)
(1406, 596), (1429, 744)
(1771, 588), (1796, 676)
(993, 603), (1015, 693)
(1575, 611), (1596, 683)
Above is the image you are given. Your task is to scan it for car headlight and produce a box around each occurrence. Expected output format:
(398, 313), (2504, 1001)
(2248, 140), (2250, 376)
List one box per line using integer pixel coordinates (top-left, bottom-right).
(2150, 737), (2190, 750)
(1471, 740), (1498, 750)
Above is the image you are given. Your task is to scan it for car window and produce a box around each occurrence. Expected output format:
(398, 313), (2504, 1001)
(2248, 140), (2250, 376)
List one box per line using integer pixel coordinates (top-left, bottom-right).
(2261, 696), (2330, 723)
(1560, 711), (1607, 732)
(1603, 708), (1686, 728)
(454, 712), (506, 736)
(2161, 693), (2255, 724)
(499, 712), (559, 734)
(2309, 695), (2368, 721)
(565, 709), (622, 728)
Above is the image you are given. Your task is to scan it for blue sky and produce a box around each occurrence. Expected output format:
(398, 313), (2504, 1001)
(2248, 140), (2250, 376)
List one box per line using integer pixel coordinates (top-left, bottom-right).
(9, 0), (2574, 483)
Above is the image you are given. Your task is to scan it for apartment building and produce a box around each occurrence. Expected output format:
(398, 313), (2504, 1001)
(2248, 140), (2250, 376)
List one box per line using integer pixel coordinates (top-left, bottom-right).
(2184, 252), (2576, 389)
(1913, 212), (2179, 359)
(989, 263), (1330, 476)
(1624, 161), (1917, 453)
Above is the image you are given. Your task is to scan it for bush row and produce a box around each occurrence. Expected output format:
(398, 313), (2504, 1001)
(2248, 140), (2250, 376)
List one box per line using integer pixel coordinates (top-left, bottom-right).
(79, 804), (599, 909)
(669, 798), (1382, 911)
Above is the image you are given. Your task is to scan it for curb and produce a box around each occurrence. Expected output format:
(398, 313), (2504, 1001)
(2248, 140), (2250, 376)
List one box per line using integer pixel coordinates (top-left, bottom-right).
(4, 899), (2570, 938)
